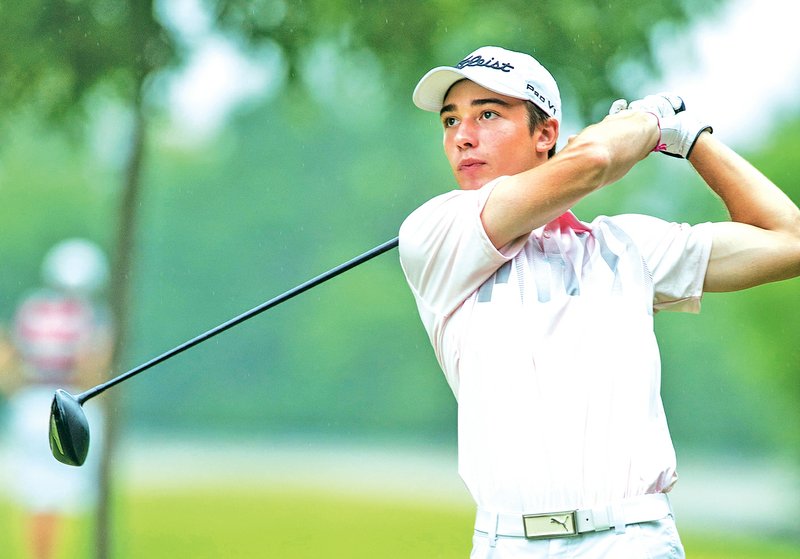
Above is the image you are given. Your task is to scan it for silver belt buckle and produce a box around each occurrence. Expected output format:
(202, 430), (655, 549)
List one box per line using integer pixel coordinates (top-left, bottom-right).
(522, 510), (578, 539)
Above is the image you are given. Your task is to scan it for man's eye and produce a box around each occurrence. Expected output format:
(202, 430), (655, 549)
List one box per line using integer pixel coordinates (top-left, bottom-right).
(482, 111), (497, 120)
(443, 116), (458, 127)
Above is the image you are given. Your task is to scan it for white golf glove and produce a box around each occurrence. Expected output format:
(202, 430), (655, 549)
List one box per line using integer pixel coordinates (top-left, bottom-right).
(609, 93), (712, 159)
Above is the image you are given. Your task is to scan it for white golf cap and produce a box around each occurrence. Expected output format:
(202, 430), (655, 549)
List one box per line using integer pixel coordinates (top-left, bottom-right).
(413, 46), (561, 122)
(42, 238), (109, 294)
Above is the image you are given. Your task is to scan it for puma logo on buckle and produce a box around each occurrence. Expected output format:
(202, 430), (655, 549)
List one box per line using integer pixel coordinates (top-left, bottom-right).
(550, 515), (571, 532)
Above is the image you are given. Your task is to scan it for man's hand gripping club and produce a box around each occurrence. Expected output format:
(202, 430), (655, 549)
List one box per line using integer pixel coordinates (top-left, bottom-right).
(609, 93), (712, 159)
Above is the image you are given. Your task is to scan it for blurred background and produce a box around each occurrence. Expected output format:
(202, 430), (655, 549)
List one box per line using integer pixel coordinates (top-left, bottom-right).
(0, 0), (798, 557)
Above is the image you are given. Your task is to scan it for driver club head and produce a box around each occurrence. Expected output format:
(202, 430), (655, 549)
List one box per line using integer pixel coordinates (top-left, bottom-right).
(49, 389), (90, 467)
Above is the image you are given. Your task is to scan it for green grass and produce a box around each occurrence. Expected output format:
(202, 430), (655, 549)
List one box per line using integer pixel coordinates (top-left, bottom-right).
(681, 532), (800, 559)
(1, 485), (798, 558)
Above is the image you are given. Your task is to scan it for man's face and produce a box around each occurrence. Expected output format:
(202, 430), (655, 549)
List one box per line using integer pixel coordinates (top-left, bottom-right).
(440, 80), (541, 190)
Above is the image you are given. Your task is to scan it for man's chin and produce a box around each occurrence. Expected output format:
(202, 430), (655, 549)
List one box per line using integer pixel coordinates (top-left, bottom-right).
(456, 173), (495, 191)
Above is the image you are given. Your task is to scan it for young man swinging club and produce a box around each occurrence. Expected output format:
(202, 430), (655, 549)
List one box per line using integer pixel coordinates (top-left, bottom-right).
(399, 45), (800, 559)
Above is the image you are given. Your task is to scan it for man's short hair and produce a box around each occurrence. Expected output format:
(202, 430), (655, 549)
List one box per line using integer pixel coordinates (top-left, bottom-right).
(525, 101), (557, 159)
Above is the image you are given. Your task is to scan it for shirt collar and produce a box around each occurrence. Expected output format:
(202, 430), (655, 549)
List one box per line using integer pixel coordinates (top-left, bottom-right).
(556, 211), (592, 233)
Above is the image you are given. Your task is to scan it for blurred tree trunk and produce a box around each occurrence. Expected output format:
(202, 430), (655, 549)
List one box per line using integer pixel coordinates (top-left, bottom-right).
(95, 91), (148, 559)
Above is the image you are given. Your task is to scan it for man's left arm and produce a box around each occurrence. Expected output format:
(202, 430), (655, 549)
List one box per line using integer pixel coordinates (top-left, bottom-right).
(688, 132), (800, 292)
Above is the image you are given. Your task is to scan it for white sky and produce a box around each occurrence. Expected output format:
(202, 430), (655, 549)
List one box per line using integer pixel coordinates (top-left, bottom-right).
(647, 0), (800, 148)
(164, 0), (800, 147)
(168, 36), (275, 137)
(160, 0), (278, 140)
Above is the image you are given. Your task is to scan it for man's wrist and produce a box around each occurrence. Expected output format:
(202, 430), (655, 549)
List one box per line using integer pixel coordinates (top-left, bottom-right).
(644, 112), (664, 153)
(686, 128), (713, 163)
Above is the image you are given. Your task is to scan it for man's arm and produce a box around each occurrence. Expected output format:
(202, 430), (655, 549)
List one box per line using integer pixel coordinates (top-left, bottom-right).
(482, 110), (660, 249)
(689, 132), (800, 291)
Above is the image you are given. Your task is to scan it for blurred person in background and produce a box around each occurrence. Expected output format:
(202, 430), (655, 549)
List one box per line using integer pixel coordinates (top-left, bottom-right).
(1, 239), (113, 559)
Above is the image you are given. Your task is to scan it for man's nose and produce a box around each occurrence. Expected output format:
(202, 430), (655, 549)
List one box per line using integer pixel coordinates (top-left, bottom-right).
(455, 120), (478, 149)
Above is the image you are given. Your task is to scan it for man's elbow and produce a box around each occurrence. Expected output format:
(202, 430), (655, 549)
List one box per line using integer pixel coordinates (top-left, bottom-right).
(558, 138), (614, 191)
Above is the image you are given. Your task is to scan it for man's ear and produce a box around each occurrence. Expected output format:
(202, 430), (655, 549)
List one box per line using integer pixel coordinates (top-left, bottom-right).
(536, 118), (559, 154)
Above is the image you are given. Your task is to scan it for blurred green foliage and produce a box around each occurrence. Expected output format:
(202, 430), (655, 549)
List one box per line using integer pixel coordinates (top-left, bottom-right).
(0, 0), (722, 121)
(0, 1), (173, 117)
(216, 0), (723, 120)
(0, 0), (796, 459)
(122, 94), (453, 440)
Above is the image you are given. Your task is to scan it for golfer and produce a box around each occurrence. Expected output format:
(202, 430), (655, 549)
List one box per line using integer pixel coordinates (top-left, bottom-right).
(398, 46), (800, 558)
(3, 239), (112, 559)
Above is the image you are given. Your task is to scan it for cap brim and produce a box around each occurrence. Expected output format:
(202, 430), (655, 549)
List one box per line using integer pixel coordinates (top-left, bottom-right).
(412, 66), (531, 113)
(412, 67), (471, 112)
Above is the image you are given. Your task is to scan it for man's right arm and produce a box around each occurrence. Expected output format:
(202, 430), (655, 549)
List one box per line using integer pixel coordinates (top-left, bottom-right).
(481, 110), (660, 249)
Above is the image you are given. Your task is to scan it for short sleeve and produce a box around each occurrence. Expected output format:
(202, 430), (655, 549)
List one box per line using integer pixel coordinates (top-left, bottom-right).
(399, 179), (526, 320)
(606, 214), (713, 313)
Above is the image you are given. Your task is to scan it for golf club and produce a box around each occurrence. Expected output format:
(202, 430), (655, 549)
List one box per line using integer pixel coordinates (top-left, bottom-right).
(49, 236), (399, 467)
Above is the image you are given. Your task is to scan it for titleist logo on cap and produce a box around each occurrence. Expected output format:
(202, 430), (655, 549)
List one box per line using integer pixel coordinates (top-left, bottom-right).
(455, 54), (515, 73)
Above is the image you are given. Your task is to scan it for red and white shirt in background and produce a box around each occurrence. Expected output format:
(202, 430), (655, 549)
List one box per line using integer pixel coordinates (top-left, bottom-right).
(13, 289), (101, 385)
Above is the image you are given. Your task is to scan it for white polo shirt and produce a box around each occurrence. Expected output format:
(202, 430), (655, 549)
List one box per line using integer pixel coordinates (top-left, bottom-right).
(399, 179), (713, 515)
